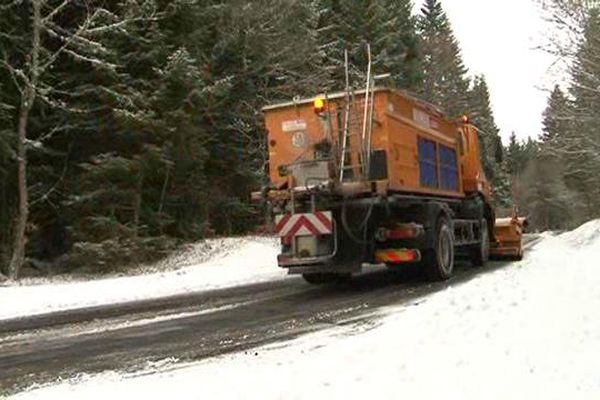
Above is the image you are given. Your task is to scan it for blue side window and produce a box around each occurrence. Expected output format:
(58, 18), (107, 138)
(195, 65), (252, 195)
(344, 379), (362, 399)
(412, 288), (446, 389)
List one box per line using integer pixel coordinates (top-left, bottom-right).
(439, 145), (459, 191)
(418, 138), (438, 188)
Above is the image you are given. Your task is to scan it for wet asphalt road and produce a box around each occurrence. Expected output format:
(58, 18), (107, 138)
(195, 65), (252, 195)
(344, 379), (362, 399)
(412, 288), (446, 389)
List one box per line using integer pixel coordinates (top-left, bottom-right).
(0, 236), (539, 395)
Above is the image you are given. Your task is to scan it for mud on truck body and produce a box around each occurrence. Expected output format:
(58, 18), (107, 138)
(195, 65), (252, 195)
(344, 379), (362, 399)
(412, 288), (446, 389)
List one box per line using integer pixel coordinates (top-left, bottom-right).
(253, 59), (524, 284)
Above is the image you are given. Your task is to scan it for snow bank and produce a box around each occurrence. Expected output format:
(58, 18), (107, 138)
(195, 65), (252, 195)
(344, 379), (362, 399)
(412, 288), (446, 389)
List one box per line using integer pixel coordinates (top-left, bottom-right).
(10, 220), (600, 400)
(0, 237), (285, 321)
(559, 219), (600, 248)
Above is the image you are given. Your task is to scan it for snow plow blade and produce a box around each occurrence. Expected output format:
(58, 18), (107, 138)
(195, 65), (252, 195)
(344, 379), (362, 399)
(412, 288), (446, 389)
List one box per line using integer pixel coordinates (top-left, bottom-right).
(490, 215), (527, 260)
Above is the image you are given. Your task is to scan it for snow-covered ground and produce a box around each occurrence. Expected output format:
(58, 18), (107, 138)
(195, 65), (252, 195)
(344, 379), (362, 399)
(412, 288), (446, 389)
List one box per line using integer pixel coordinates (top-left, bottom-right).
(9, 221), (600, 400)
(0, 237), (285, 321)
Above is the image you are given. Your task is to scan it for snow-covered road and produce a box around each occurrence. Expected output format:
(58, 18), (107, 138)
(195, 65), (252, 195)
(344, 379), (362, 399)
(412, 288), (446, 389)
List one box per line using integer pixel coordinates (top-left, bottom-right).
(0, 237), (285, 321)
(7, 221), (600, 400)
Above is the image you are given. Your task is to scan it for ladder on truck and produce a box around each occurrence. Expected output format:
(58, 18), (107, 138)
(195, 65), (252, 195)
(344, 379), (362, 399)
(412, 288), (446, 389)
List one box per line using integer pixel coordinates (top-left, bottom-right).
(338, 45), (378, 183)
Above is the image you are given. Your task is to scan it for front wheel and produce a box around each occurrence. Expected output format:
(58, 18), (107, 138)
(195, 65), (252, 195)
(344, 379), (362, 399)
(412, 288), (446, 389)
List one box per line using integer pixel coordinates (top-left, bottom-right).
(421, 216), (455, 281)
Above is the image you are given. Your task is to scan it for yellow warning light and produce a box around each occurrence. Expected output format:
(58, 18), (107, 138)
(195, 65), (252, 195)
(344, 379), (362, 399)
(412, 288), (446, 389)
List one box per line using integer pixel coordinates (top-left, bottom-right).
(314, 96), (326, 114)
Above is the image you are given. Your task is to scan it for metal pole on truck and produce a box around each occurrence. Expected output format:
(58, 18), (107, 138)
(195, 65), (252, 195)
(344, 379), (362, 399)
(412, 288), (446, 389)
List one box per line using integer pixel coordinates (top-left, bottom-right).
(361, 44), (372, 180)
(340, 49), (351, 183)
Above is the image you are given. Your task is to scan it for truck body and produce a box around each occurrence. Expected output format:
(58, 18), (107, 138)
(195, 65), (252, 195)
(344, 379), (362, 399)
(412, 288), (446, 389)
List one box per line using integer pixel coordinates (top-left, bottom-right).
(256, 85), (523, 283)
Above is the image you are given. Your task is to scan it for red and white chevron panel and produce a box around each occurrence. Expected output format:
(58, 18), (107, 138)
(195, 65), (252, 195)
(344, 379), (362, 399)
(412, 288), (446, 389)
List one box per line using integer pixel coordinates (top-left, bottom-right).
(275, 211), (333, 239)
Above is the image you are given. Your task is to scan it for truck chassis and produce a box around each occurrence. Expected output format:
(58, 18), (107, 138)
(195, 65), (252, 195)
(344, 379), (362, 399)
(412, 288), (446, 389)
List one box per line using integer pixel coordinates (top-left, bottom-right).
(272, 188), (493, 283)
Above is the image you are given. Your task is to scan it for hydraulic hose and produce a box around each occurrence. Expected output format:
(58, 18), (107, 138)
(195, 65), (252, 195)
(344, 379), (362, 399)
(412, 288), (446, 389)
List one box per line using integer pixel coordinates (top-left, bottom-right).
(340, 196), (376, 245)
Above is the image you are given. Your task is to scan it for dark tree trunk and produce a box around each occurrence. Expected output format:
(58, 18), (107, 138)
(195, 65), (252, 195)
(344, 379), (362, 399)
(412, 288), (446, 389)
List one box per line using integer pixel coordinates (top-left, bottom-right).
(9, 96), (32, 279)
(9, 0), (41, 280)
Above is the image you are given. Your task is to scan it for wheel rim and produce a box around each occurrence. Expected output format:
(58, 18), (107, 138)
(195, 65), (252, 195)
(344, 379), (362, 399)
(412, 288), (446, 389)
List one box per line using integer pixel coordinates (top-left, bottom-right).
(438, 225), (454, 274)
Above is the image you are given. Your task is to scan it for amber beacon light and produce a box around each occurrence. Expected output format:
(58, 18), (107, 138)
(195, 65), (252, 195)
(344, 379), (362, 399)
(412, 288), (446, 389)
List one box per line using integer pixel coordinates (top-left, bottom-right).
(313, 96), (326, 114)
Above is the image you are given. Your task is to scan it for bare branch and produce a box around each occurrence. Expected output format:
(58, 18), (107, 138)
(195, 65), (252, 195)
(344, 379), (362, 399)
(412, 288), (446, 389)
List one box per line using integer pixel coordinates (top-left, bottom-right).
(37, 122), (78, 142)
(0, 0), (21, 13)
(0, 101), (16, 111)
(62, 48), (117, 71)
(38, 22), (91, 75)
(0, 57), (27, 94)
(84, 11), (157, 35)
(41, 0), (71, 24)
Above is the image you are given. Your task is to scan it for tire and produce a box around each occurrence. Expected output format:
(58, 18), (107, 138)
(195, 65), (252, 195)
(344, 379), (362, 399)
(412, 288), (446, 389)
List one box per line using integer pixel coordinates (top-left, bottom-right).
(422, 216), (455, 281)
(470, 219), (490, 267)
(302, 273), (351, 285)
(513, 245), (524, 261)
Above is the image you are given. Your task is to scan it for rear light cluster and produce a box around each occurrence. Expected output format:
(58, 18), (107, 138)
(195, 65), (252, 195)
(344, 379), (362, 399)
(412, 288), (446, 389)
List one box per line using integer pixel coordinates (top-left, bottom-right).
(375, 249), (421, 264)
(374, 223), (424, 242)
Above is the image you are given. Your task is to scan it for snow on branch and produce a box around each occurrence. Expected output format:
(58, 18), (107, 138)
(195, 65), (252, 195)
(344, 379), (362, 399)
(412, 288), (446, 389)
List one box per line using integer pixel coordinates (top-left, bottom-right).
(0, 57), (28, 94)
(41, 0), (71, 24)
(83, 6), (157, 36)
(61, 48), (117, 71)
(32, 3), (158, 76)
(0, 0), (21, 13)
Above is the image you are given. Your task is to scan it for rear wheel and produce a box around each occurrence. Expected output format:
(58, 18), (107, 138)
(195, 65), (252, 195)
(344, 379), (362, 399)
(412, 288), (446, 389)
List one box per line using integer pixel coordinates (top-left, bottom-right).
(302, 273), (351, 285)
(513, 244), (524, 261)
(470, 219), (490, 267)
(422, 216), (455, 281)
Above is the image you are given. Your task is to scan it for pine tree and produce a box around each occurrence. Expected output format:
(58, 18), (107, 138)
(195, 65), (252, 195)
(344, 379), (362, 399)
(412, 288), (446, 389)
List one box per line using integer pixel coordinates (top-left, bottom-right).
(315, 0), (421, 90)
(376, 0), (422, 89)
(466, 76), (501, 175)
(462, 75), (510, 206)
(561, 7), (600, 218)
(505, 132), (524, 176)
(517, 84), (585, 230)
(519, 153), (578, 230)
(541, 85), (570, 144)
(504, 133), (542, 212)
(492, 162), (513, 209)
(418, 0), (470, 117)
(0, 1), (159, 277)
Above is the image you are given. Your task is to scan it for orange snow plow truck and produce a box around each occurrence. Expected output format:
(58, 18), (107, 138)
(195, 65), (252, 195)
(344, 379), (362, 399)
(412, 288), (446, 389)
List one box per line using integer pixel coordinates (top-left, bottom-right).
(253, 62), (525, 284)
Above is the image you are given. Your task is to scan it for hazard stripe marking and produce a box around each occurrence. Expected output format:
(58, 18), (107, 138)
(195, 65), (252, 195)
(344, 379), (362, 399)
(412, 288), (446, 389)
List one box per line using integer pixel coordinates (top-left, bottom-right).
(275, 212), (333, 239)
(314, 212), (333, 232)
(287, 215), (320, 237)
(275, 214), (291, 233)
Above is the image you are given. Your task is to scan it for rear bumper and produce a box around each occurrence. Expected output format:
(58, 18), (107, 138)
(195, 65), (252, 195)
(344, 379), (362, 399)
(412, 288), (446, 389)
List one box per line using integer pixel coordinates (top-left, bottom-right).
(277, 253), (362, 275)
(277, 254), (334, 268)
(286, 263), (362, 275)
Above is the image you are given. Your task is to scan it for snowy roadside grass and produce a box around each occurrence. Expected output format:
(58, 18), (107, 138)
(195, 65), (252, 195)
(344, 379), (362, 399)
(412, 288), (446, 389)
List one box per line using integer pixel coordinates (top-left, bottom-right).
(0, 237), (284, 321)
(9, 220), (600, 400)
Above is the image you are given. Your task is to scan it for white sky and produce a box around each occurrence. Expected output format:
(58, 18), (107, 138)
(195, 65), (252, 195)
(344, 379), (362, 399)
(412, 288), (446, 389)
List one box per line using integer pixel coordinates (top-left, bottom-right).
(414, 0), (557, 142)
